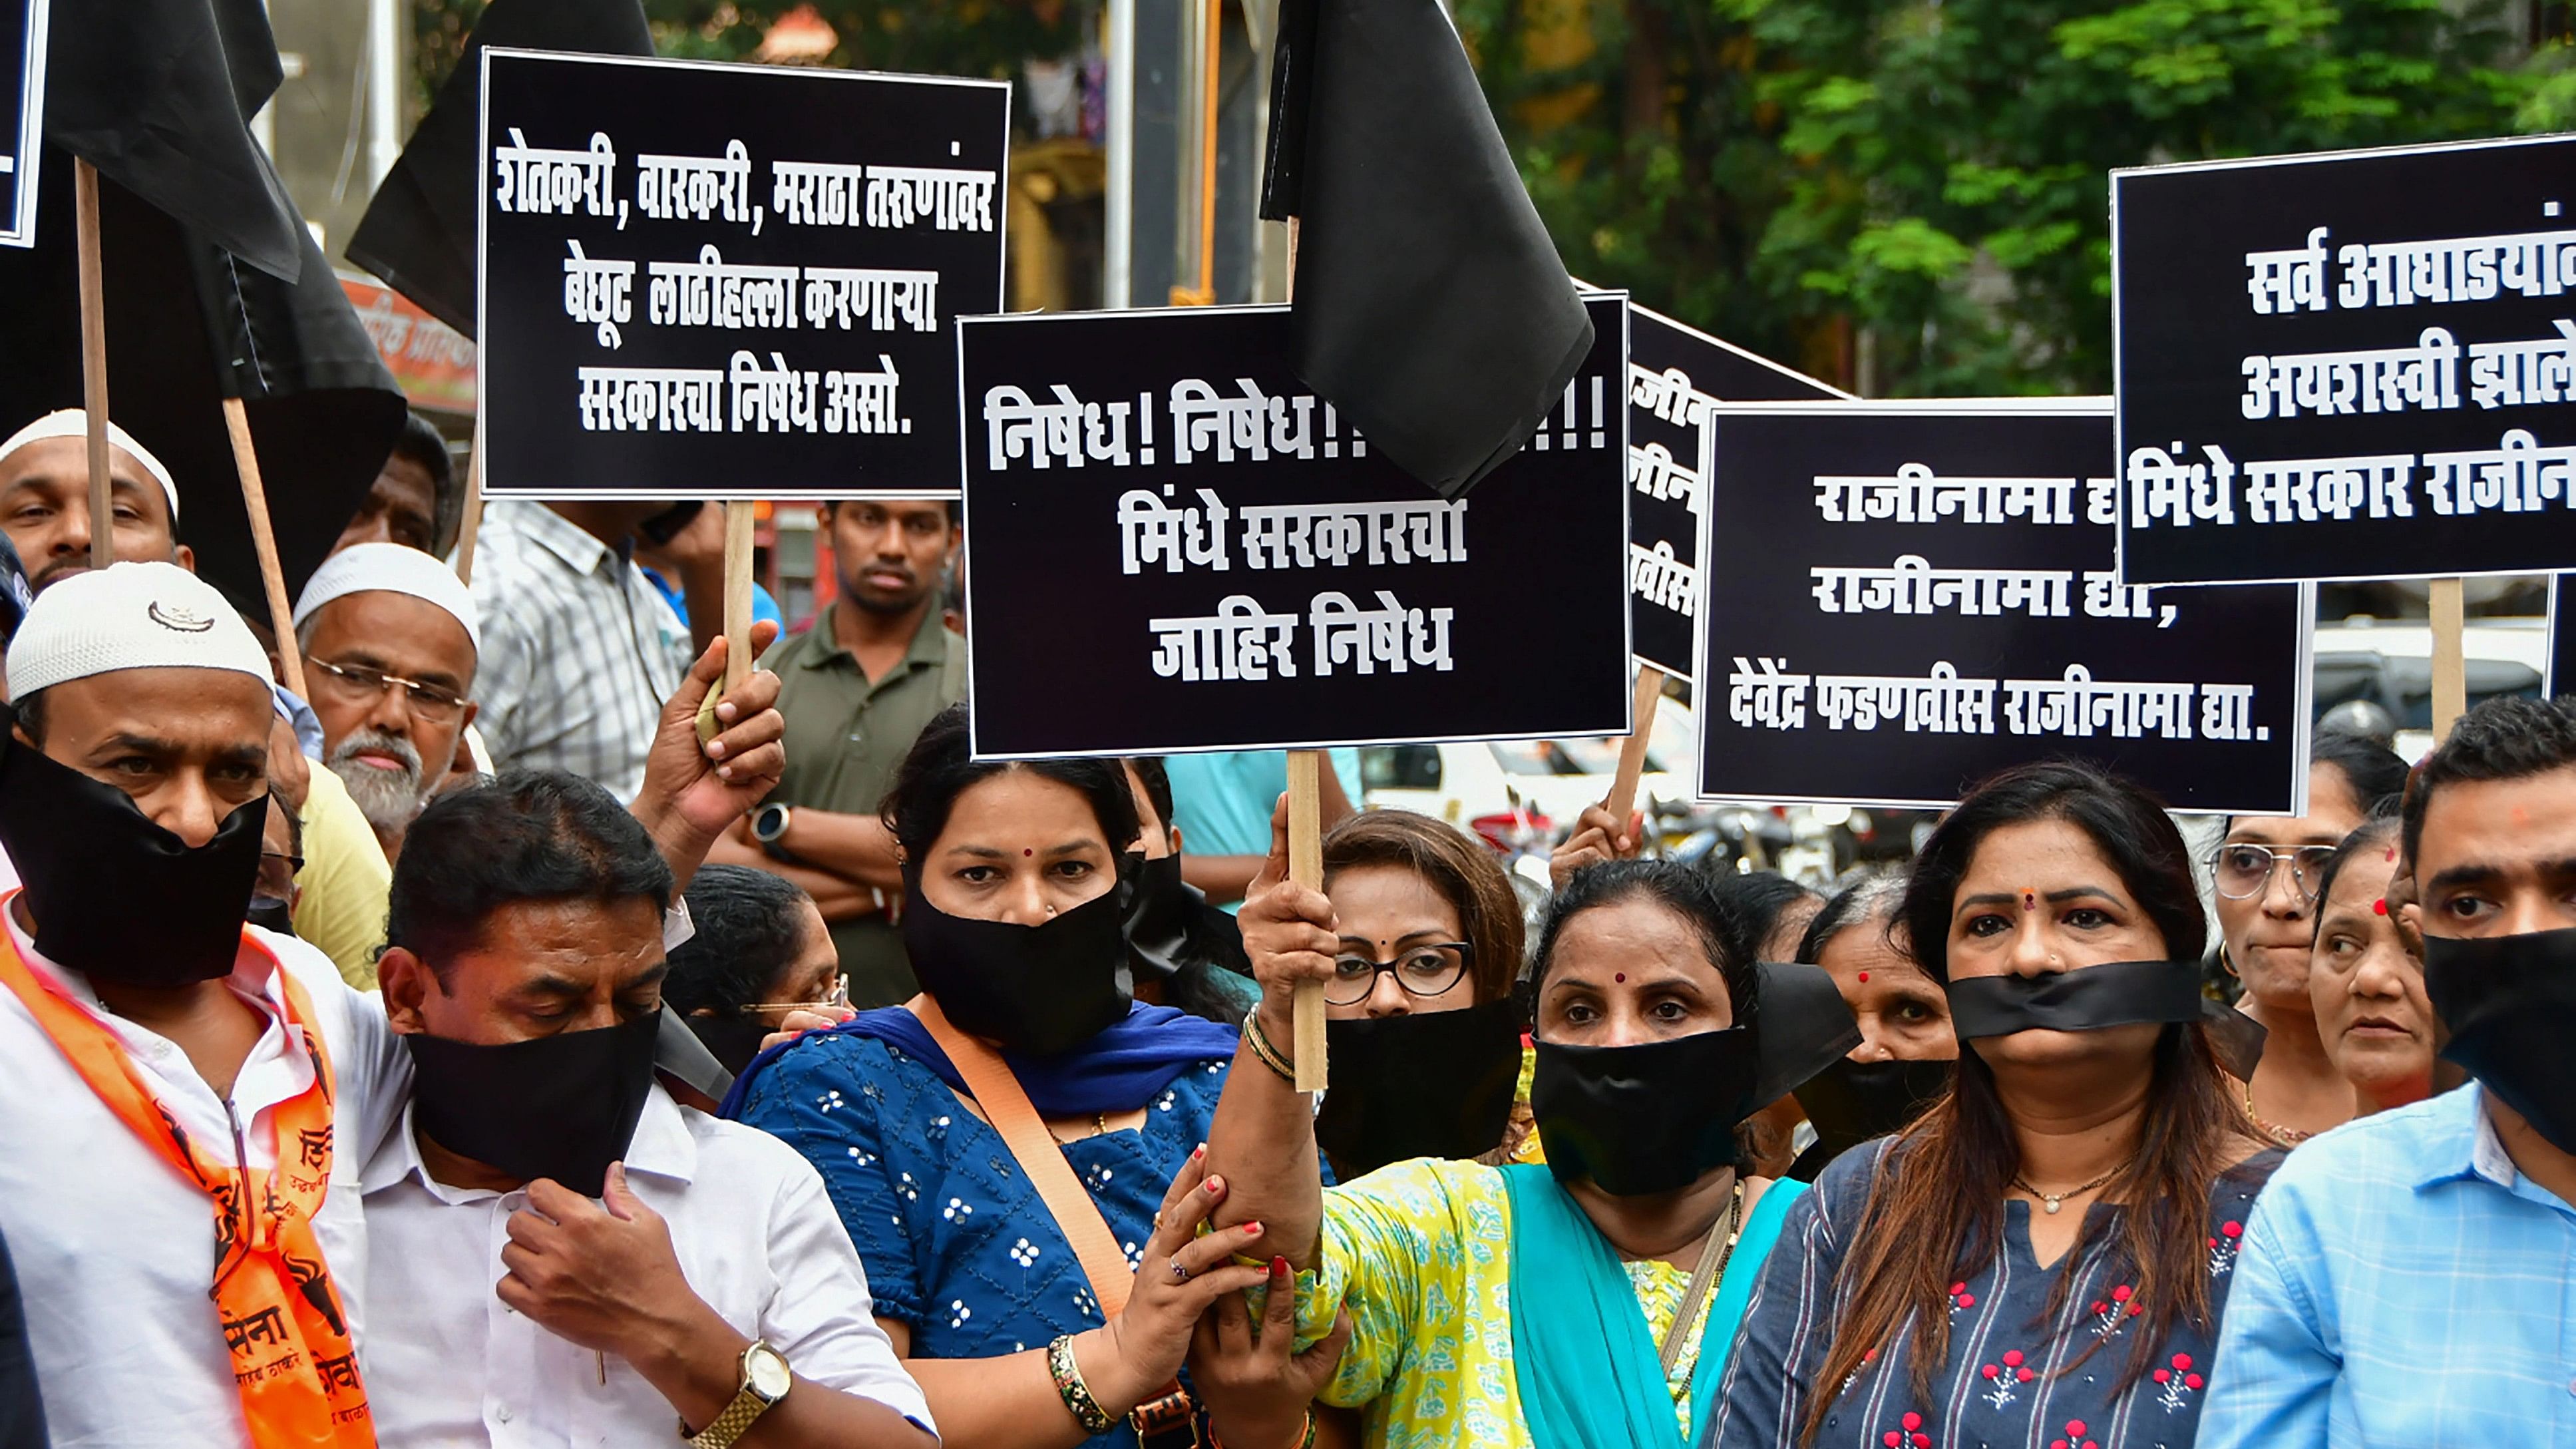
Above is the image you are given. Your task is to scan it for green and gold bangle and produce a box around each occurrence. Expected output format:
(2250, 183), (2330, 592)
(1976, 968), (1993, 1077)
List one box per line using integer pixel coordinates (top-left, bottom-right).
(1045, 1335), (1118, 1435)
(1242, 1014), (1298, 1084)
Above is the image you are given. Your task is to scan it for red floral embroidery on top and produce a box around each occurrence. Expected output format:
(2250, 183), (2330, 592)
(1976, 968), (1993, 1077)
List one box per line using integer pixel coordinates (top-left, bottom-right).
(1878, 1410), (1932, 1449)
(2087, 1282), (2143, 1339)
(2153, 1352), (2205, 1412)
(2048, 1417), (2100, 1449)
(1976, 1348), (2036, 1408)
(2207, 1219), (2245, 1278)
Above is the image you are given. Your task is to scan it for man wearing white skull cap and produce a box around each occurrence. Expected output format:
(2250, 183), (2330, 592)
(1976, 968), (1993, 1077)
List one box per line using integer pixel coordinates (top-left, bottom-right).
(293, 542), (482, 863)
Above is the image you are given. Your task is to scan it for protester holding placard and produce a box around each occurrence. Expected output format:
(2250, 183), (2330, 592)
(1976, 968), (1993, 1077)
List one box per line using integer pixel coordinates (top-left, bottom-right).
(2199, 696), (2576, 1446)
(727, 704), (1287, 1449)
(2298, 813), (2435, 1116)
(2209, 734), (2408, 1144)
(1707, 762), (2283, 1449)
(1202, 854), (1856, 1448)
(1783, 874), (1956, 1183)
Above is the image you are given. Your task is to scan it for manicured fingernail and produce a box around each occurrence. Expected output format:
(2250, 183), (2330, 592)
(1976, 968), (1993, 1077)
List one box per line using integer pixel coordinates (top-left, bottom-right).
(1242, 1221), (1264, 1237)
(1270, 1257), (1289, 1278)
(1192, 1143), (1206, 1161)
(1204, 1175), (1224, 1195)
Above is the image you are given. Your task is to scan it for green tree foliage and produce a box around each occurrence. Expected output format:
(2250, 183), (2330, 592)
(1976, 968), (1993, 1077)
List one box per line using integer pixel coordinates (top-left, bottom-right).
(1457, 0), (2537, 393)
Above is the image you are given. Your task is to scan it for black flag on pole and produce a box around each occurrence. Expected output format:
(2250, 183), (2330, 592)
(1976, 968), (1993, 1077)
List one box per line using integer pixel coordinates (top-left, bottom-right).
(43, 0), (303, 281)
(0, 152), (405, 606)
(347, 0), (653, 337)
(1259, 0), (1592, 501)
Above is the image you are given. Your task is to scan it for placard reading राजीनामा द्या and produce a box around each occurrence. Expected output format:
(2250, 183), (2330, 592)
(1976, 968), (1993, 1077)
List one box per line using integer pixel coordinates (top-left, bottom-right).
(476, 49), (1008, 499)
(0, 0), (47, 249)
(2114, 134), (2576, 585)
(1624, 300), (1845, 680)
(1700, 400), (2312, 815)
(958, 296), (1634, 760)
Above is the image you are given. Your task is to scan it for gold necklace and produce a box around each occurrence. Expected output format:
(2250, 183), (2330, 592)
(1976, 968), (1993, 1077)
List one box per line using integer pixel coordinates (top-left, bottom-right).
(1048, 1112), (1109, 1145)
(2008, 1167), (2120, 1215)
(2242, 1077), (2314, 1145)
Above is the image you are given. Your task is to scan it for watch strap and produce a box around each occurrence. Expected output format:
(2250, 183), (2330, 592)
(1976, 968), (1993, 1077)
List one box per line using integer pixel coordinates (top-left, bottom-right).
(685, 1385), (772, 1449)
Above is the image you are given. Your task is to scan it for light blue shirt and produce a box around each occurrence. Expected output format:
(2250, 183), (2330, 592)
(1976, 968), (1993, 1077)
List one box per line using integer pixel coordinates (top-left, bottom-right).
(1163, 748), (1362, 859)
(2199, 1082), (2576, 1448)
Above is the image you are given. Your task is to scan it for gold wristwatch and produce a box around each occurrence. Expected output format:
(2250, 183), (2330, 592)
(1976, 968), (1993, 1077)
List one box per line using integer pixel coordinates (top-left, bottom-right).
(685, 1340), (791, 1448)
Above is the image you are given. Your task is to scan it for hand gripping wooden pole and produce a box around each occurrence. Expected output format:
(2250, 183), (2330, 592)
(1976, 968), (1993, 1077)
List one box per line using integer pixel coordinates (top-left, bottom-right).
(1286, 748), (1328, 1092)
(1603, 664), (1665, 833)
(722, 502), (757, 695)
(2430, 576), (2466, 743)
(74, 160), (111, 573)
(220, 399), (308, 700)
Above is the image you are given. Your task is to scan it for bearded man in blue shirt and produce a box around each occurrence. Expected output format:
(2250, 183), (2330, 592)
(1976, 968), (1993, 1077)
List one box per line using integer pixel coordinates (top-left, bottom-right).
(2201, 693), (2576, 1447)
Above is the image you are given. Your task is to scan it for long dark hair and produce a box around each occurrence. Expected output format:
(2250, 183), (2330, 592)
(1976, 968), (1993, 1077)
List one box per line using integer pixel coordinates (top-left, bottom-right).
(1807, 762), (2253, 1442)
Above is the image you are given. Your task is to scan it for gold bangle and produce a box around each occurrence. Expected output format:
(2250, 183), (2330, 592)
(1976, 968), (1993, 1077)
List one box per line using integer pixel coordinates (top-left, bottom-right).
(1243, 1013), (1298, 1084)
(1045, 1335), (1117, 1434)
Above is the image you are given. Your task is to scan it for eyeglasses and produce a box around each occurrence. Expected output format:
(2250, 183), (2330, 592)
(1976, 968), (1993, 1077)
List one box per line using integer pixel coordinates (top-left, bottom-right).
(1326, 942), (1471, 1007)
(2209, 843), (2338, 903)
(307, 658), (468, 723)
(749, 975), (850, 1015)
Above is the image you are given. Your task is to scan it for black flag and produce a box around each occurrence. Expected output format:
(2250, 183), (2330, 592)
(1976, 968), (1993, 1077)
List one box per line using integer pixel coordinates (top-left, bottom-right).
(0, 152), (405, 607)
(43, 0), (303, 281)
(347, 0), (654, 336)
(1260, 0), (1593, 500)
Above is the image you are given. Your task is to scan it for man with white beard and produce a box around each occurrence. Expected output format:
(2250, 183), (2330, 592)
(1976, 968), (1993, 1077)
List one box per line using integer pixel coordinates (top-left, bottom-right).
(291, 544), (480, 865)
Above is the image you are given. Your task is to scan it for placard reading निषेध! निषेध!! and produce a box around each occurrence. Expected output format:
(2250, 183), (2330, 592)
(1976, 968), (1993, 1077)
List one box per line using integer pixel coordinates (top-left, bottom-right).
(476, 47), (1008, 499)
(956, 296), (1634, 761)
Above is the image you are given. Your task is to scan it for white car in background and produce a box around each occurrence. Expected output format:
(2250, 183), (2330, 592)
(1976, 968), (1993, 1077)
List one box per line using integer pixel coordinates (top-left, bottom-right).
(1360, 694), (1700, 832)
(2310, 614), (2547, 761)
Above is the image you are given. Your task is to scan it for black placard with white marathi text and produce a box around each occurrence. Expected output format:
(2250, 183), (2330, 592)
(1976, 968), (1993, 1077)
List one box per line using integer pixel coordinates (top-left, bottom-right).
(0, 0), (47, 248)
(2115, 135), (2576, 584)
(1698, 401), (2311, 813)
(960, 297), (1633, 759)
(1625, 302), (1843, 679)
(477, 49), (1007, 499)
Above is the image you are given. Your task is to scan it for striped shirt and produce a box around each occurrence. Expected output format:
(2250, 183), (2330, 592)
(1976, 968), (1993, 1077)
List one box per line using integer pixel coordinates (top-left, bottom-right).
(467, 500), (688, 803)
(2197, 1084), (2576, 1448)
(1706, 1138), (2283, 1449)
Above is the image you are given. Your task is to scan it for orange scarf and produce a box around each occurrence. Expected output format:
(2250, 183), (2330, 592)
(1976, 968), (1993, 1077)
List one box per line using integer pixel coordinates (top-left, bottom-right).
(0, 923), (373, 1446)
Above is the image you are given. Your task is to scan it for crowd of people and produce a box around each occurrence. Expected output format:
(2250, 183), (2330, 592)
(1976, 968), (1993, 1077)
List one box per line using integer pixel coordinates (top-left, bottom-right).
(0, 406), (2566, 1448)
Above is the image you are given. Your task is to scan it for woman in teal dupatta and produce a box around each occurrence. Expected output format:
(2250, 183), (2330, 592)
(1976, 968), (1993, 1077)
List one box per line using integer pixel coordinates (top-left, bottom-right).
(1193, 858), (1859, 1449)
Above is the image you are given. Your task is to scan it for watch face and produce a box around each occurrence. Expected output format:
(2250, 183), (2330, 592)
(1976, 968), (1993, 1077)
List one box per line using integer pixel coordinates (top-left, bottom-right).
(755, 805), (786, 841)
(747, 1343), (792, 1401)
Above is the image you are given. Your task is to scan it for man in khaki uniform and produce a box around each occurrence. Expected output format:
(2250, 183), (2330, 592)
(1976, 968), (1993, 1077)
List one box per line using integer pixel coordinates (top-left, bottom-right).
(709, 500), (964, 1006)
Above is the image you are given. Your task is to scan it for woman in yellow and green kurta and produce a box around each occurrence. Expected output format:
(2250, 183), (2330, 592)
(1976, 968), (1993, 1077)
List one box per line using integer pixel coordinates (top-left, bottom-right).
(1199, 855), (1862, 1449)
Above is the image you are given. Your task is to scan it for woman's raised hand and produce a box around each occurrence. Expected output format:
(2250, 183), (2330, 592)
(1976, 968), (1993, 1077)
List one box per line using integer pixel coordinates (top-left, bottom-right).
(1238, 793), (1338, 1040)
(1190, 1256), (1355, 1449)
(1547, 799), (1644, 892)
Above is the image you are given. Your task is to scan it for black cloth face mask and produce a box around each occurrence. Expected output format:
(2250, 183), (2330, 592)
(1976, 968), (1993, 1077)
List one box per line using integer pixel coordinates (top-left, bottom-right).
(247, 896), (298, 938)
(1123, 852), (1194, 982)
(902, 875), (1133, 1056)
(1314, 999), (1525, 1178)
(1944, 960), (2206, 1040)
(1532, 1028), (1761, 1197)
(405, 1009), (662, 1198)
(1791, 1056), (1954, 1177)
(0, 725), (263, 986)
(685, 1012), (773, 1080)
(2422, 928), (2576, 1155)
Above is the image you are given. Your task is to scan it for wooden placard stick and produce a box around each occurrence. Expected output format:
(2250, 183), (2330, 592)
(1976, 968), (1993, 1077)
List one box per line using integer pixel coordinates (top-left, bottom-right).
(220, 398), (307, 700)
(1602, 664), (1665, 834)
(73, 160), (110, 572)
(451, 418), (486, 584)
(1286, 747), (1328, 1092)
(722, 501), (757, 694)
(2430, 576), (2466, 743)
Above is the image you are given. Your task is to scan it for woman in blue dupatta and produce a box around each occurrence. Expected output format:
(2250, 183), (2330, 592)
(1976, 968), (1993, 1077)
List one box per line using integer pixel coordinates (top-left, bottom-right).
(1198, 853), (1861, 1449)
(727, 704), (1279, 1448)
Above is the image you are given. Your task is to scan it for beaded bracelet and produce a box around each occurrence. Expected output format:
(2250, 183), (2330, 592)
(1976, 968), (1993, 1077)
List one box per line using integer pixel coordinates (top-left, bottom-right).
(1210, 1410), (1318, 1449)
(1045, 1335), (1118, 1434)
(1242, 1014), (1298, 1084)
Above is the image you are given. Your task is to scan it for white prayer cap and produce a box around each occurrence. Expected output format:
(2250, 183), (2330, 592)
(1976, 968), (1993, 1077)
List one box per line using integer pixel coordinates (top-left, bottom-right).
(293, 542), (482, 654)
(0, 409), (182, 521)
(7, 561), (272, 698)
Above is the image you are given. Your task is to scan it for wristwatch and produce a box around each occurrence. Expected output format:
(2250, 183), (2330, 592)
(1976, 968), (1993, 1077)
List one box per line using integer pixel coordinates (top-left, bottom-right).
(751, 803), (795, 862)
(685, 1339), (791, 1448)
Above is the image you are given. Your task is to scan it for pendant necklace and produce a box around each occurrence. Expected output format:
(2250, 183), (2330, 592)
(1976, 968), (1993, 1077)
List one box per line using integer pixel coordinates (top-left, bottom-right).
(2008, 1167), (2120, 1215)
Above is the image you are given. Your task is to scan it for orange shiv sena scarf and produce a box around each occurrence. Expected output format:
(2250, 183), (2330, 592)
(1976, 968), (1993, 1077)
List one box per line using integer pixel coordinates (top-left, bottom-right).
(0, 923), (373, 1446)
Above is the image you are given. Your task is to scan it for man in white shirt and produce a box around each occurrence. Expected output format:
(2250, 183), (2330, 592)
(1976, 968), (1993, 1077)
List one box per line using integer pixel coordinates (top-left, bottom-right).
(0, 562), (408, 1445)
(365, 767), (934, 1448)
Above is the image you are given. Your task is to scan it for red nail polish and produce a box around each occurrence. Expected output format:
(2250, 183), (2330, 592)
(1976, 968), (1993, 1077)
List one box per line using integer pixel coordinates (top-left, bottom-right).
(1205, 1175), (1224, 1195)
(1270, 1257), (1290, 1277)
(1242, 1221), (1264, 1237)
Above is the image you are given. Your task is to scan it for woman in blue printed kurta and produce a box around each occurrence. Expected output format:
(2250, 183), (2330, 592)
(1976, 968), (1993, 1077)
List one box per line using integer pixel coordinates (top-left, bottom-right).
(1707, 763), (2285, 1449)
(728, 706), (1288, 1449)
